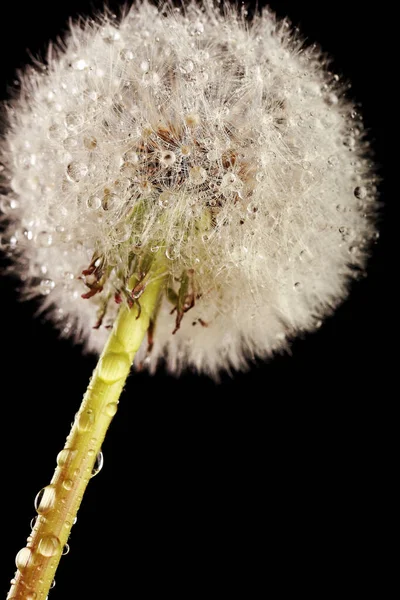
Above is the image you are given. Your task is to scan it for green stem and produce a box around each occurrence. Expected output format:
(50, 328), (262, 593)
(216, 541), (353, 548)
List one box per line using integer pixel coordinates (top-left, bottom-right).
(8, 264), (165, 600)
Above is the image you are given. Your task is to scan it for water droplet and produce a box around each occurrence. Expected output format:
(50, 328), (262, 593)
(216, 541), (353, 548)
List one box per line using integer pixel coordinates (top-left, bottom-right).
(105, 402), (118, 417)
(101, 26), (121, 43)
(30, 516), (38, 529)
(35, 485), (56, 514)
(150, 245), (160, 253)
(120, 49), (134, 61)
(140, 60), (150, 72)
(37, 231), (53, 247)
(185, 113), (200, 128)
(50, 579), (56, 589)
(120, 161), (137, 176)
(66, 162), (88, 182)
(48, 124), (66, 141)
(189, 21), (204, 35)
(165, 247), (179, 260)
(73, 516), (78, 525)
(326, 93), (338, 105)
(246, 201), (258, 214)
(189, 166), (207, 185)
(113, 223), (131, 243)
(72, 59), (88, 71)
(63, 137), (78, 150)
(87, 195), (102, 210)
(77, 408), (95, 432)
(39, 279), (55, 296)
(0, 196), (19, 213)
(57, 448), (77, 468)
(294, 282), (302, 290)
(159, 191), (172, 208)
(65, 113), (84, 131)
(99, 352), (130, 383)
(26, 592), (37, 600)
(224, 172), (238, 187)
(16, 547), (35, 570)
(62, 543), (70, 556)
(83, 136), (98, 150)
(354, 186), (367, 199)
(179, 59), (194, 74)
(62, 479), (74, 491)
(102, 192), (120, 211)
(125, 151), (139, 163)
(327, 155), (339, 168)
(159, 150), (176, 166)
(91, 451), (104, 477)
(24, 229), (33, 241)
(37, 535), (60, 557)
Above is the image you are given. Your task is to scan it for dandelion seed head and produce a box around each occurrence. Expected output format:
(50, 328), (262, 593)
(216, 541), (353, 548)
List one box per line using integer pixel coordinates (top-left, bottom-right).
(1, 1), (378, 376)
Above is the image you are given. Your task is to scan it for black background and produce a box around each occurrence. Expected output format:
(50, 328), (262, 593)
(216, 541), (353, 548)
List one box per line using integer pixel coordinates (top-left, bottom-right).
(1, 1), (391, 596)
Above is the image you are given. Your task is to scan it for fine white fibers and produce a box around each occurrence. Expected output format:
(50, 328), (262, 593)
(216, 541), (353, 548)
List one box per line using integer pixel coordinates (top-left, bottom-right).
(0, 1), (377, 376)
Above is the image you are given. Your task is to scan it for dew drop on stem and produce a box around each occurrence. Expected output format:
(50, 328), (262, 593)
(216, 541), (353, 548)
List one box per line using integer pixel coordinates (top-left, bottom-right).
(91, 451), (104, 477)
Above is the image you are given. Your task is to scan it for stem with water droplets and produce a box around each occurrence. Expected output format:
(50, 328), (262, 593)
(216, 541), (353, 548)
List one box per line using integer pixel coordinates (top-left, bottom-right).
(8, 265), (165, 600)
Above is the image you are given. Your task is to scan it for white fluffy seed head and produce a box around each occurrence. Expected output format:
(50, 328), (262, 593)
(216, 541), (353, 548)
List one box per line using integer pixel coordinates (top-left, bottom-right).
(0, 1), (378, 377)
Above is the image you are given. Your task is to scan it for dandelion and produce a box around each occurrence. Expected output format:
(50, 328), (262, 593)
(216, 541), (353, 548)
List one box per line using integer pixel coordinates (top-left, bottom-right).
(1, 1), (377, 598)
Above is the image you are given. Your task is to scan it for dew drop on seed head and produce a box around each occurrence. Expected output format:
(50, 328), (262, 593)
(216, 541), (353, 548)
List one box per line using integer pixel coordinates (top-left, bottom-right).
(63, 137), (78, 150)
(179, 59), (194, 74)
(84, 136), (98, 150)
(0, 196), (19, 213)
(72, 59), (88, 71)
(102, 192), (120, 211)
(354, 186), (367, 199)
(113, 223), (131, 243)
(120, 49), (134, 61)
(181, 145), (191, 156)
(87, 195), (102, 210)
(159, 150), (176, 166)
(39, 279), (55, 296)
(327, 155), (339, 168)
(65, 112), (84, 131)
(189, 166), (207, 185)
(48, 124), (66, 141)
(35, 485), (56, 514)
(189, 21), (204, 35)
(294, 282), (302, 290)
(221, 172), (237, 188)
(125, 151), (139, 163)
(91, 451), (104, 477)
(66, 162), (88, 182)
(165, 246), (179, 260)
(37, 231), (53, 247)
(159, 191), (172, 208)
(255, 171), (266, 183)
(37, 534), (60, 557)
